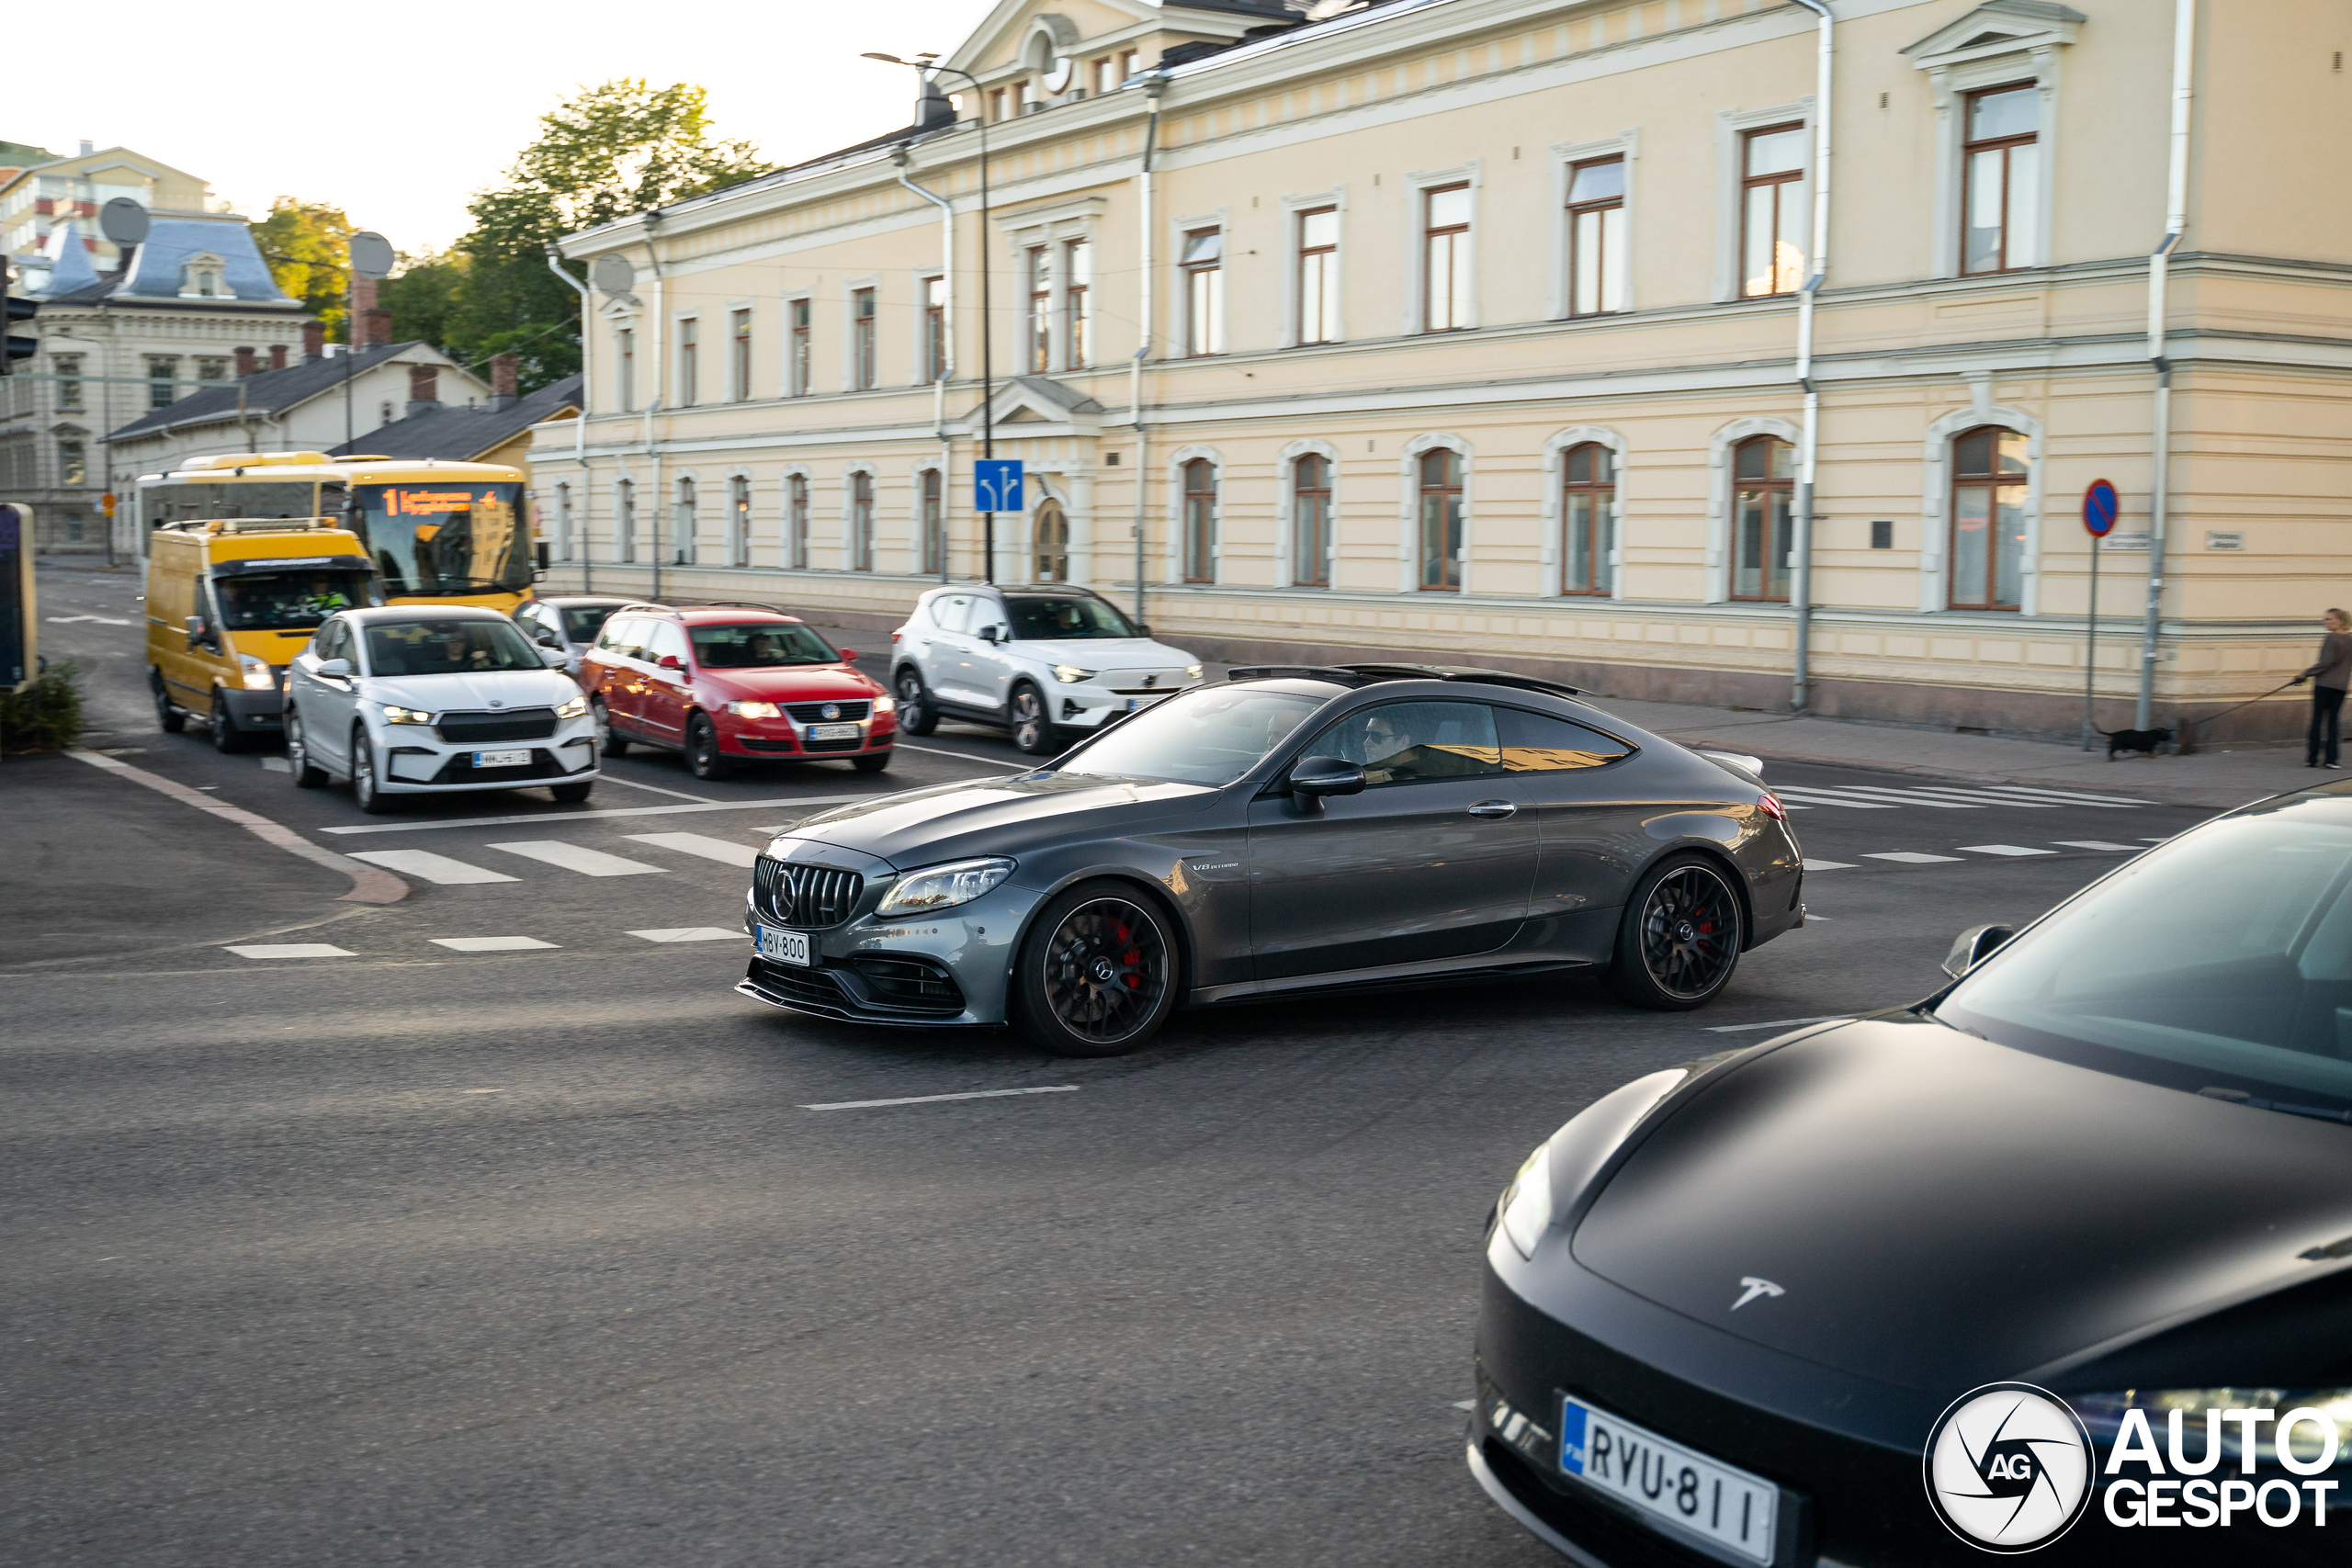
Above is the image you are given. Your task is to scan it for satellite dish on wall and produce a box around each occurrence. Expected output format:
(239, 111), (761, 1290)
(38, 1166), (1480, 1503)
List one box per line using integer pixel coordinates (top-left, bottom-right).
(97, 197), (149, 246)
(1043, 54), (1075, 93)
(591, 254), (638, 295)
(347, 231), (395, 280)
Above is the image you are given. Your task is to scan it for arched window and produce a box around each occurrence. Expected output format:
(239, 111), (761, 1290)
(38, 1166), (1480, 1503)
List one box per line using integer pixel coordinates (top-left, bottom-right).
(1730, 435), (1792, 602)
(616, 478), (636, 564)
(1950, 426), (2029, 610)
(728, 475), (751, 568)
(1034, 499), (1069, 583)
(1182, 458), (1217, 583)
(1560, 442), (1615, 595)
(920, 469), (944, 577)
(1292, 454), (1332, 588)
(786, 474), (809, 570)
(849, 471), (875, 571)
(672, 477), (696, 566)
(1418, 447), (1464, 592)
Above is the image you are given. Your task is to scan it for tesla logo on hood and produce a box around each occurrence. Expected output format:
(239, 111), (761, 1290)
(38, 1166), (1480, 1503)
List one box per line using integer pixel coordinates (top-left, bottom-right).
(1730, 1277), (1784, 1311)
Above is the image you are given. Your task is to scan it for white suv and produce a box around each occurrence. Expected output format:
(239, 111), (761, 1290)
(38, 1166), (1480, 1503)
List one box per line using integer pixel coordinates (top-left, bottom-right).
(889, 585), (1203, 755)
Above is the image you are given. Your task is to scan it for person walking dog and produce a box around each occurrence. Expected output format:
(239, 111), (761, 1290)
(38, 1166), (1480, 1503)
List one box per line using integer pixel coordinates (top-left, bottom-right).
(2297, 608), (2352, 768)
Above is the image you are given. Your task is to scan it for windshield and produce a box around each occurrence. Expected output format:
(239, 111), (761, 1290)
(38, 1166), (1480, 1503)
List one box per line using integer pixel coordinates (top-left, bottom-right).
(560, 605), (620, 642)
(1939, 805), (2352, 1113)
(143, 480), (324, 525)
(349, 481), (530, 595)
(690, 622), (838, 669)
(213, 568), (380, 630)
(364, 618), (543, 677)
(1005, 594), (1137, 641)
(1057, 685), (1324, 785)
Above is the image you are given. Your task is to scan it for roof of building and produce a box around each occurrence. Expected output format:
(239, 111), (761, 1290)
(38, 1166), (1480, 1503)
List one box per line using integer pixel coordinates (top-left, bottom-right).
(326, 373), (584, 463)
(32, 212), (298, 309)
(105, 342), (436, 444)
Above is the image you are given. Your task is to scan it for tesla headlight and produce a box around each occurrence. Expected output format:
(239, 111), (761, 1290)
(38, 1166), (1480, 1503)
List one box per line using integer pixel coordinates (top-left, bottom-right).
(875, 857), (1015, 916)
(1492, 1068), (1691, 1261)
(727, 700), (783, 718)
(237, 652), (277, 691)
(1185, 662), (1203, 679)
(554, 694), (589, 719)
(1050, 664), (1096, 684)
(377, 703), (435, 725)
(1498, 1142), (1555, 1258)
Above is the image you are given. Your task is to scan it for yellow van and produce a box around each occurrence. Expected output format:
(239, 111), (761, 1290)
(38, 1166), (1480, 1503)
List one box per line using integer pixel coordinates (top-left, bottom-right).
(146, 518), (383, 750)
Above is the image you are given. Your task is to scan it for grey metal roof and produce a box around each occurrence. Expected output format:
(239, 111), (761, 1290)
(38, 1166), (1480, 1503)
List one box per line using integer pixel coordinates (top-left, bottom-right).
(326, 374), (584, 463)
(122, 218), (295, 302)
(104, 342), (428, 443)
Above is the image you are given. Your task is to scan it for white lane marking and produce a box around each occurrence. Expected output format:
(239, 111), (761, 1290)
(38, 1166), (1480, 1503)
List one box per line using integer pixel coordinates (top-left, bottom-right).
(1762, 789), (1901, 810)
(1806, 913), (1833, 920)
(47, 614), (132, 625)
(1955, 844), (2057, 857)
(1802, 858), (1857, 871)
(347, 849), (520, 885)
(2053, 840), (2142, 852)
(224, 943), (355, 959)
(1453, 1399), (1477, 1412)
(804, 1085), (1080, 1111)
(2140, 836), (2174, 842)
(317, 795), (865, 835)
(1703, 1014), (1850, 1033)
(1863, 851), (1964, 864)
(1974, 784), (2154, 806)
(888, 739), (1031, 772)
(461, 1089), (505, 1094)
(1888, 788), (2060, 808)
(259, 756), (291, 773)
(1811, 787), (1984, 809)
(625, 831), (760, 867)
(487, 840), (665, 876)
(595, 773), (716, 803)
(429, 936), (558, 952)
(1936, 789), (2138, 811)
(629, 926), (744, 942)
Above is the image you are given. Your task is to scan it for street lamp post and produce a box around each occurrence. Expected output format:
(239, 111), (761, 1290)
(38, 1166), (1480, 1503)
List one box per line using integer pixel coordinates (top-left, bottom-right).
(864, 53), (994, 582)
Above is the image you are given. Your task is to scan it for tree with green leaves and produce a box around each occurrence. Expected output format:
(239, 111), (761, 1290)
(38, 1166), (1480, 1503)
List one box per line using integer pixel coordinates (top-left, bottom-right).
(254, 198), (356, 339)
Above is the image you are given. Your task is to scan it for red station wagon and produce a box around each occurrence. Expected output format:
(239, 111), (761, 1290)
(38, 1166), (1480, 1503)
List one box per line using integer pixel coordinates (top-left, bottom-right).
(581, 602), (896, 780)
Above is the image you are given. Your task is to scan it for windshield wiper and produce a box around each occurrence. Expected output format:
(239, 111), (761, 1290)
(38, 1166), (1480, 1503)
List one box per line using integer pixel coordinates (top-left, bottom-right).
(2199, 1087), (2352, 1123)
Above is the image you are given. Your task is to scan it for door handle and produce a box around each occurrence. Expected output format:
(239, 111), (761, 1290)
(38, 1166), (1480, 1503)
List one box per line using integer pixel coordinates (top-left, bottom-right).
(1467, 800), (1517, 819)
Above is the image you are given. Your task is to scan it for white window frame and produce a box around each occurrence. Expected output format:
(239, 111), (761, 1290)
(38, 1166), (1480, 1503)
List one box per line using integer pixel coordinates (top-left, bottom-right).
(1165, 445), (1223, 586)
(615, 475), (638, 565)
(1712, 101), (1814, 304)
(911, 461), (946, 576)
(909, 268), (950, 386)
(1918, 396), (2046, 615)
(1917, 59), (2064, 278)
(1168, 206), (1228, 359)
(1401, 163), (1481, 336)
(671, 471), (699, 565)
(554, 480), (573, 563)
(1546, 133), (1637, 321)
(842, 462), (879, 571)
(1275, 437), (1342, 589)
(725, 303), (754, 402)
(999, 197), (1104, 373)
(782, 465), (813, 570)
(1280, 187), (1347, 349)
(1540, 426), (1629, 601)
(841, 276), (879, 393)
(724, 469), (753, 568)
(1396, 433), (1475, 594)
(673, 314), (701, 409)
(1702, 416), (1804, 604)
(783, 289), (815, 397)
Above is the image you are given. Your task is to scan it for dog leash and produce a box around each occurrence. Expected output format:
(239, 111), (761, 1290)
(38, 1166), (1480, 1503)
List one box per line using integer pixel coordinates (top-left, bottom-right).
(2177, 676), (2300, 754)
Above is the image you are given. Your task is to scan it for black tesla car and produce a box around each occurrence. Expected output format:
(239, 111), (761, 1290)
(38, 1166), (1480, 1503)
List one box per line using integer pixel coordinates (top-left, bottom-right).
(735, 664), (1804, 1054)
(1473, 782), (2352, 1566)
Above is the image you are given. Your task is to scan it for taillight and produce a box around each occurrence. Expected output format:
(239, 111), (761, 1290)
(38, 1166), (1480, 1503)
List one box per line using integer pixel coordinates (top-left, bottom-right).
(1758, 793), (1788, 822)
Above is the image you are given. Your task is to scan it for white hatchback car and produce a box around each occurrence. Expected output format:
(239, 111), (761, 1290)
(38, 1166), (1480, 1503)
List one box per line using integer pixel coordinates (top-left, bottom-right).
(888, 585), (1203, 755)
(285, 605), (596, 814)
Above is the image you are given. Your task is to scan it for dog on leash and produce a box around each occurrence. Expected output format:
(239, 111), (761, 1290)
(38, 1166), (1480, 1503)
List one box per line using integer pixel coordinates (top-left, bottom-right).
(2098, 726), (2173, 760)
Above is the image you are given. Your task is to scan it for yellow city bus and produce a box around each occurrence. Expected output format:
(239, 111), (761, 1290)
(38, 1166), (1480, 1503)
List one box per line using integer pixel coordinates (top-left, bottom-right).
(136, 452), (538, 613)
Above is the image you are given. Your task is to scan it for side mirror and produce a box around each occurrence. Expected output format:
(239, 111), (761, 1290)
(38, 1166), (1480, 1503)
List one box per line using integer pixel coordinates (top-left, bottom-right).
(837, 647), (859, 663)
(658, 654), (684, 671)
(978, 626), (1001, 645)
(316, 657), (354, 682)
(1136, 623), (1152, 637)
(1942, 923), (2017, 980)
(1289, 754), (1367, 805)
(184, 614), (211, 650)
(535, 626), (563, 648)
(542, 647), (570, 668)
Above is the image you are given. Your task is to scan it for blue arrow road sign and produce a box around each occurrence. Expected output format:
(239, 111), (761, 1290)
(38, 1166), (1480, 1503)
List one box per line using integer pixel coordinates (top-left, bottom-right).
(975, 459), (1024, 513)
(2082, 479), (2120, 537)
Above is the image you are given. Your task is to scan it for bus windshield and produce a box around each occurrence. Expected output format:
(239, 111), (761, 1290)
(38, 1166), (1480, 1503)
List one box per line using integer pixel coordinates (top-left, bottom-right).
(349, 481), (530, 596)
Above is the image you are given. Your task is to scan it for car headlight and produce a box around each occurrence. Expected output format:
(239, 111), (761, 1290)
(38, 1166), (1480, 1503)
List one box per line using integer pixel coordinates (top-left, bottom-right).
(873, 694), (896, 715)
(1051, 664), (1096, 684)
(875, 857), (1015, 916)
(238, 652), (277, 691)
(1185, 662), (1203, 679)
(555, 694), (589, 719)
(1497, 1142), (1555, 1258)
(1492, 1068), (1690, 1260)
(378, 703), (435, 725)
(727, 700), (783, 718)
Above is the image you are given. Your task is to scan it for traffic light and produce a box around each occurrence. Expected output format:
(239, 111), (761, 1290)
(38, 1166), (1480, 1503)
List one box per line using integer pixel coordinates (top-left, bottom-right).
(3, 258), (37, 376)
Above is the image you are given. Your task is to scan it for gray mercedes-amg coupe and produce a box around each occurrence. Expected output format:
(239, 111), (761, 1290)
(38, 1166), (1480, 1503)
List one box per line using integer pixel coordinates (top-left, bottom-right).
(735, 664), (1805, 1055)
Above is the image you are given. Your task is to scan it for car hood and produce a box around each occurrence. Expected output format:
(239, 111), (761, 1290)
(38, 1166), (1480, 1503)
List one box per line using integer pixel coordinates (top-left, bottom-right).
(782, 772), (1216, 870)
(1008, 637), (1194, 672)
(360, 669), (580, 714)
(695, 664), (878, 701)
(1570, 1016), (2352, 1389)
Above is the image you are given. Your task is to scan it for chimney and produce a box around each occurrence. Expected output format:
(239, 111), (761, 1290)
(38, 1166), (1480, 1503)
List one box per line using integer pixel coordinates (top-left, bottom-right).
(351, 276), (378, 315)
(233, 346), (257, 378)
(78, 140), (94, 156)
(490, 352), (518, 412)
(268, 344), (288, 370)
(406, 362), (441, 416)
(302, 321), (325, 361)
(361, 307), (391, 346)
(916, 73), (955, 128)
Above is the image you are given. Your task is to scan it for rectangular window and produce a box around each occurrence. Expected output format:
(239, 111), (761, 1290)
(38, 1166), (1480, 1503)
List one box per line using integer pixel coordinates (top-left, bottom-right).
(729, 308), (752, 401)
(1740, 125), (1807, 299)
(1026, 245), (1053, 373)
(1962, 85), (2041, 275)
(1559, 442), (1616, 595)
(58, 438), (86, 487)
(1949, 426), (2030, 610)
(920, 468), (944, 576)
(677, 318), (698, 407)
(1063, 240), (1092, 369)
(852, 288), (876, 390)
(849, 471), (875, 571)
(786, 473), (809, 569)
(1731, 435), (1794, 602)
(1422, 184), (1471, 332)
(922, 276), (947, 381)
(1566, 157), (1626, 316)
(989, 88), (1006, 123)
(145, 355), (178, 410)
(616, 478), (636, 563)
(1119, 51), (1136, 81)
(52, 355), (82, 412)
(1182, 458), (1217, 583)
(1093, 56), (1115, 96)
(1418, 447), (1464, 591)
(1296, 207), (1339, 344)
(616, 328), (636, 409)
(672, 477), (696, 564)
(1292, 454), (1331, 588)
(1182, 228), (1224, 356)
(789, 299), (812, 395)
(1011, 80), (1028, 117)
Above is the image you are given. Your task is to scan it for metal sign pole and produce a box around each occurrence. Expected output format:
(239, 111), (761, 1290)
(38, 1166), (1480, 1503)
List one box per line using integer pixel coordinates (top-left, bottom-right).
(2081, 479), (2120, 750)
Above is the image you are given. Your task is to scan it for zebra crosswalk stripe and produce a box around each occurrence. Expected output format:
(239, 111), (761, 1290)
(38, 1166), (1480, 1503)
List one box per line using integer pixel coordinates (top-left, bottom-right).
(623, 831), (761, 868)
(347, 849), (521, 885)
(486, 840), (666, 876)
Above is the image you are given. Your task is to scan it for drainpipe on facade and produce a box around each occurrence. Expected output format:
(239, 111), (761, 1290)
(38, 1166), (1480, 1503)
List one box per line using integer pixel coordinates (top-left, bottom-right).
(545, 243), (593, 592)
(1129, 72), (1168, 627)
(893, 143), (956, 586)
(1787, 0), (1834, 714)
(642, 210), (666, 604)
(2136, 0), (2195, 730)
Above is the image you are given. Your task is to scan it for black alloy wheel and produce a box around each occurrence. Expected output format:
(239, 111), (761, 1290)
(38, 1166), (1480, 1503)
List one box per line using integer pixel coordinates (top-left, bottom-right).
(685, 713), (731, 780)
(1610, 853), (1744, 1010)
(209, 688), (253, 753)
(895, 669), (938, 736)
(1015, 880), (1179, 1056)
(352, 728), (395, 815)
(1008, 682), (1057, 757)
(285, 706), (327, 787)
(592, 696), (629, 756)
(152, 671), (185, 733)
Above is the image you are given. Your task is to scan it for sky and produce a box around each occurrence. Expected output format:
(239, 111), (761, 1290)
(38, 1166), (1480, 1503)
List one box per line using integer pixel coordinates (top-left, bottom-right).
(12, 0), (990, 253)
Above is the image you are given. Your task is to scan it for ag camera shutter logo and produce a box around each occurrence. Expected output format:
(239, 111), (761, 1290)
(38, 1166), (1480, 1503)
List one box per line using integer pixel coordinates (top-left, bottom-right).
(1924, 1382), (2094, 1552)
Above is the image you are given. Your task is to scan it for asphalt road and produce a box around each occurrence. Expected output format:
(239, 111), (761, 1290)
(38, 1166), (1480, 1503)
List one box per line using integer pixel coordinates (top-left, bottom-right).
(6, 566), (2223, 1566)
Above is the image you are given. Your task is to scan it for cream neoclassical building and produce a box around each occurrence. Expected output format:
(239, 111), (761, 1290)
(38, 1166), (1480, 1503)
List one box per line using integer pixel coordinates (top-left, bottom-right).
(534, 0), (2351, 742)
